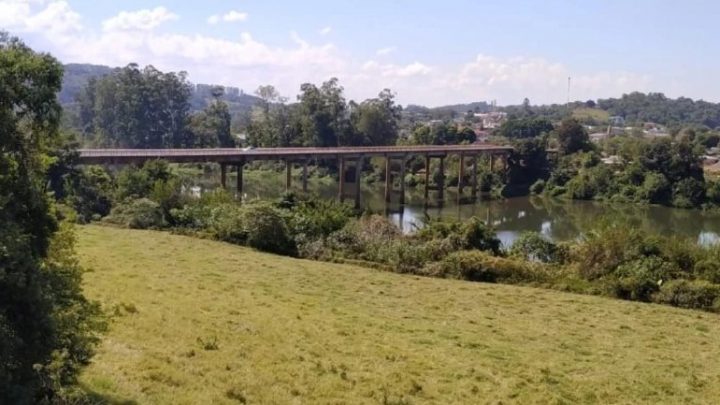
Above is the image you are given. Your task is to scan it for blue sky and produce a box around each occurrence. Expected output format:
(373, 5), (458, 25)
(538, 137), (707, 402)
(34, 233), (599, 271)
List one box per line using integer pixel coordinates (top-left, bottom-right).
(2, 0), (719, 106)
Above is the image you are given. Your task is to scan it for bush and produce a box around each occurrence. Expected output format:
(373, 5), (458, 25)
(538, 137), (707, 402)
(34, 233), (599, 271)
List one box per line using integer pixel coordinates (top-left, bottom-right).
(653, 280), (720, 312)
(105, 198), (166, 229)
(417, 216), (500, 255)
(510, 232), (566, 264)
(65, 165), (114, 223)
(206, 203), (247, 244)
(529, 179), (545, 195)
(288, 198), (355, 240)
(574, 227), (663, 280)
(422, 251), (541, 283)
(240, 203), (296, 255)
(608, 256), (674, 301)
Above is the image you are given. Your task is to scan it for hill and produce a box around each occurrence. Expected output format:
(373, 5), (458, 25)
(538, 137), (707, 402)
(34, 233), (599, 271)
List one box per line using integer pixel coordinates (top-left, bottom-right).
(60, 63), (261, 114)
(76, 225), (720, 404)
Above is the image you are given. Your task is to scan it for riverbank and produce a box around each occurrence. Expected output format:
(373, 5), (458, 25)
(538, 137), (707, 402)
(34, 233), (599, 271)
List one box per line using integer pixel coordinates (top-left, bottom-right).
(77, 225), (720, 404)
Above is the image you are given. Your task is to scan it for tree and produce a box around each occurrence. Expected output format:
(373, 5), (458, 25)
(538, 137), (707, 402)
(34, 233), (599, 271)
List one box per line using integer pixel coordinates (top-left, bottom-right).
(350, 89), (402, 146)
(0, 33), (102, 402)
(77, 64), (193, 148)
(188, 87), (234, 147)
(496, 117), (554, 139)
(556, 118), (591, 155)
(296, 78), (350, 147)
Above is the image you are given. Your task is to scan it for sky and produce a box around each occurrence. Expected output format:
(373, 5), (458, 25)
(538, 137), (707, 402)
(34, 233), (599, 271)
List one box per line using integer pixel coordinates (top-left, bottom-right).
(2, 0), (719, 106)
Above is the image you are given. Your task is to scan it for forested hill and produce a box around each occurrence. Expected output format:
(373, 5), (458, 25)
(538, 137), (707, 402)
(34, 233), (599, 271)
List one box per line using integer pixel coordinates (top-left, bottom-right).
(427, 93), (720, 129)
(60, 63), (261, 114)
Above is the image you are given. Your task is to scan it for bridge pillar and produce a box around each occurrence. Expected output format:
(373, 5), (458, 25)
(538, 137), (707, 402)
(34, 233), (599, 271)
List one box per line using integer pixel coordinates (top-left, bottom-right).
(384, 155), (391, 203)
(338, 156), (345, 202)
(471, 155), (478, 199)
(220, 163), (227, 189)
(302, 158), (309, 193)
(399, 154), (406, 205)
(438, 155), (445, 201)
(285, 160), (292, 192)
(458, 153), (465, 195)
(424, 154), (430, 201)
(490, 154), (495, 172)
(354, 156), (363, 209)
(236, 163), (243, 197)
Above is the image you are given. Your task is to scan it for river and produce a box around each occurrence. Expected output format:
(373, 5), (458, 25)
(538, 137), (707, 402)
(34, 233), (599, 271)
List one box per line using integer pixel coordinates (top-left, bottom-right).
(186, 168), (720, 247)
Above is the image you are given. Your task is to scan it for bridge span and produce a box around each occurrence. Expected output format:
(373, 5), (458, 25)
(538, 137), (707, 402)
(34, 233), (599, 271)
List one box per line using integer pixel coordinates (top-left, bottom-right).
(78, 145), (513, 207)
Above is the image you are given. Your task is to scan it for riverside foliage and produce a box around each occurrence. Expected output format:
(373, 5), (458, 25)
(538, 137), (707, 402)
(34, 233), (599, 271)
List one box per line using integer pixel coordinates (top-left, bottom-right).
(62, 161), (720, 314)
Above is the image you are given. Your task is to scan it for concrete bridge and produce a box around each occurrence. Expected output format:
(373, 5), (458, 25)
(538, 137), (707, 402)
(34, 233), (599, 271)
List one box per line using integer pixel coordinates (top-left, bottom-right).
(78, 145), (513, 207)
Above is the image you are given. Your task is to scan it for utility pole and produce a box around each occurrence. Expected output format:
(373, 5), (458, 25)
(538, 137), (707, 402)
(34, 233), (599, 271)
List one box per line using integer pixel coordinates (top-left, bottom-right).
(567, 76), (572, 107)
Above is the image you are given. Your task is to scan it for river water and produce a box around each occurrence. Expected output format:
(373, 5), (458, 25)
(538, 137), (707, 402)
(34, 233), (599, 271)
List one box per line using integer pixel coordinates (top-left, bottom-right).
(189, 169), (720, 247)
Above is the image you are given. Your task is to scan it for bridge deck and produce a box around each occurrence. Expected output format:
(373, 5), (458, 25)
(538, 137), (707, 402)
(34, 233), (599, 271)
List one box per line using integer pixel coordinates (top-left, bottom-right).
(77, 145), (513, 164)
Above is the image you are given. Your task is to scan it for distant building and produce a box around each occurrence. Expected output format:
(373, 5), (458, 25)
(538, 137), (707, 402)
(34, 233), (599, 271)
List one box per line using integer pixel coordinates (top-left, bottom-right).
(609, 116), (625, 126)
(473, 111), (508, 129)
(601, 155), (622, 165)
(589, 132), (609, 143)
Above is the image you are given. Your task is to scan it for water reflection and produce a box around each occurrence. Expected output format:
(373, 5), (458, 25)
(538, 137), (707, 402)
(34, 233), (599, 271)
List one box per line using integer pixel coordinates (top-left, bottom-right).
(187, 170), (720, 247)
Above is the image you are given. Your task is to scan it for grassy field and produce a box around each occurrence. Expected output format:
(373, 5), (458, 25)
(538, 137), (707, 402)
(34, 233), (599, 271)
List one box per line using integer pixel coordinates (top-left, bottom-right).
(77, 226), (720, 404)
(572, 107), (610, 123)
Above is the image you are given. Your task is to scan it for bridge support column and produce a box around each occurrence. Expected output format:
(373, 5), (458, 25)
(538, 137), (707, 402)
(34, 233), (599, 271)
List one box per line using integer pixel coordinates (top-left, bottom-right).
(458, 153), (465, 195)
(338, 156), (345, 202)
(438, 155), (445, 201)
(302, 158), (309, 193)
(471, 155), (478, 199)
(490, 154), (495, 172)
(354, 156), (363, 209)
(285, 160), (292, 192)
(399, 155), (406, 205)
(236, 163), (243, 197)
(384, 155), (391, 203)
(220, 163), (227, 189)
(424, 154), (430, 201)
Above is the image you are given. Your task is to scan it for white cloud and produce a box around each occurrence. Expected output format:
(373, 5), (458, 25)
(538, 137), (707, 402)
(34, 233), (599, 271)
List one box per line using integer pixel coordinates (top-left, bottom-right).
(376, 46), (395, 56)
(7, 1), (664, 106)
(362, 60), (432, 77)
(0, 0), (82, 36)
(103, 7), (177, 32)
(319, 26), (332, 35)
(207, 10), (248, 25)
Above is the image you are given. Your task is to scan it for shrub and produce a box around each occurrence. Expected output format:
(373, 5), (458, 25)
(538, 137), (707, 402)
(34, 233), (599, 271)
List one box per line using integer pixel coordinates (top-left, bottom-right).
(653, 279), (720, 312)
(288, 198), (355, 240)
(239, 203), (296, 255)
(206, 203), (247, 244)
(608, 256), (675, 301)
(417, 216), (500, 255)
(105, 198), (166, 229)
(672, 178), (705, 208)
(574, 227), (662, 280)
(65, 165), (114, 223)
(510, 232), (566, 264)
(530, 179), (545, 195)
(422, 251), (541, 283)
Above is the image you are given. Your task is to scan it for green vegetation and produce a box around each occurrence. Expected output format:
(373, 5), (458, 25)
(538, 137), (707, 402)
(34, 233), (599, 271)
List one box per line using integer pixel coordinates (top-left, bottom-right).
(0, 33), (102, 403)
(77, 225), (720, 403)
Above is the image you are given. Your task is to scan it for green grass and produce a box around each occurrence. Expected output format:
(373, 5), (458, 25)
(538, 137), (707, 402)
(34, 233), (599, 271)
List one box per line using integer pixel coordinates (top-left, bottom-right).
(572, 107), (610, 123)
(77, 225), (720, 404)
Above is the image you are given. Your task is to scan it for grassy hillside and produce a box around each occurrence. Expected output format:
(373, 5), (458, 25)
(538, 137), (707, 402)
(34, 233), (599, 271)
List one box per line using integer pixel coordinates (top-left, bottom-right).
(77, 226), (720, 404)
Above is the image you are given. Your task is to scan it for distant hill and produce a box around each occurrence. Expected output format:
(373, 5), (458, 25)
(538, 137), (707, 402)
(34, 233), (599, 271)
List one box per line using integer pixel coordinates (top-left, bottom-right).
(59, 63), (261, 114)
(60, 63), (113, 104)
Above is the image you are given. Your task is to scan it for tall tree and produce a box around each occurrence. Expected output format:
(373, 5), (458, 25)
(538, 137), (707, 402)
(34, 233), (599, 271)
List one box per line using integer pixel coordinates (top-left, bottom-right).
(77, 64), (192, 148)
(350, 89), (402, 146)
(556, 118), (591, 155)
(189, 86), (234, 147)
(0, 33), (102, 403)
